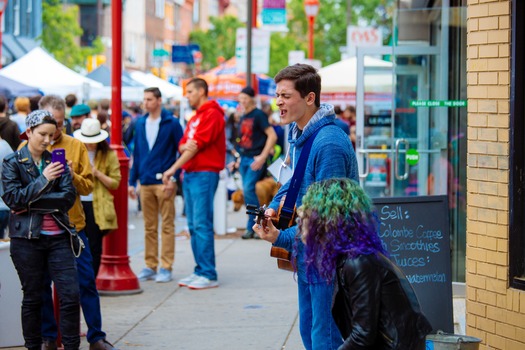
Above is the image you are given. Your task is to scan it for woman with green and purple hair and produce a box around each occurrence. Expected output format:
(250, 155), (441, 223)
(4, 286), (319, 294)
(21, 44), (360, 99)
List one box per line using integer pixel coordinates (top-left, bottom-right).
(297, 178), (432, 350)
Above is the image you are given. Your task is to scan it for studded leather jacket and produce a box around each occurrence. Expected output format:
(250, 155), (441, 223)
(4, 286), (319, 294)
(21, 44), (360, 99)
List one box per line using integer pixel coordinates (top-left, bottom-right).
(332, 253), (432, 350)
(1, 146), (77, 239)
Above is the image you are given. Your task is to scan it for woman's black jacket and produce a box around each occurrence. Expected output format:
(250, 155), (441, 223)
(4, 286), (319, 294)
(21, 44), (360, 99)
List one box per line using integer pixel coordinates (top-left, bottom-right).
(1, 146), (77, 239)
(332, 252), (432, 350)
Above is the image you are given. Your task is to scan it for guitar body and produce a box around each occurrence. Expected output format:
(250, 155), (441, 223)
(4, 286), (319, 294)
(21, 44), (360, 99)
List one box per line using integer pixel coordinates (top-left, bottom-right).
(270, 196), (296, 272)
(270, 246), (294, 272)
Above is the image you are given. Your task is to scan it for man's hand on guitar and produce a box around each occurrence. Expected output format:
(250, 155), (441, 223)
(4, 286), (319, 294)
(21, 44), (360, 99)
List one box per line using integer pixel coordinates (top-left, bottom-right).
(252, 208), (280, 243)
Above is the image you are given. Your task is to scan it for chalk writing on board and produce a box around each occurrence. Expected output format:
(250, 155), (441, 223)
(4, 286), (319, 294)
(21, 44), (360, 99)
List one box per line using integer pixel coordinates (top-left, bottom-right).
(373, 196), (453, 333)
(377, 205), (445, 277)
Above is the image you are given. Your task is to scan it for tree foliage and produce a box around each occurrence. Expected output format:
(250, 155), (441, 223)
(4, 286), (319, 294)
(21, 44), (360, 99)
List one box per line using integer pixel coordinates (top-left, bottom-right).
(39, 0), (104, 71)
(188, 0), (395, 76)
(287, 0), (395, 66)
(189, 15), (244, 72)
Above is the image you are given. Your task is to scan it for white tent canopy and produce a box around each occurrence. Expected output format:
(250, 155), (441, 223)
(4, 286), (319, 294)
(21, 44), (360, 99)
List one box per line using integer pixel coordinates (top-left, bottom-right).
(319, 56), (393, 93)
(129, 71), (183, 100)
(0, 47), (103, 99)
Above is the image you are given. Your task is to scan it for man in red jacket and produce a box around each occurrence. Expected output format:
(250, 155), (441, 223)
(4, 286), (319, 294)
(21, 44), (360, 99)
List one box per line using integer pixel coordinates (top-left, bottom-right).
(163, 78), (226, 290)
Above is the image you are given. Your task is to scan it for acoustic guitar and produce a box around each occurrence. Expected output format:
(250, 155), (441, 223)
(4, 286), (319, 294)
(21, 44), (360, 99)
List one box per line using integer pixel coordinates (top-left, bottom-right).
(246, 203), (296, 272)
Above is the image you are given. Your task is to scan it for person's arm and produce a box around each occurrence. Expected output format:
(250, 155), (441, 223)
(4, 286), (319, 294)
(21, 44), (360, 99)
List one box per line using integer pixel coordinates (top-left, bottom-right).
(1, 158), (60, 212)
(338, 257), (382, 349)
(314, 138), (355, 181)
(70, 144), (94, 196)
(30, 165), (77, 212)
(251, 126), (277, 171)
(94, 151), (121, 190)
(162, 140), (198, 184)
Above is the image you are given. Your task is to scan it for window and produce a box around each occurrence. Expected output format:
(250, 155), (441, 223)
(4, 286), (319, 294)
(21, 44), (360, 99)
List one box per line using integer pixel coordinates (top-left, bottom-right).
(13, 0), (20, 35)
(155, 0), (164, 18)
(510, 0), (525, 290)
(193, 0), (199, 25)
(26, 0), (33, 36)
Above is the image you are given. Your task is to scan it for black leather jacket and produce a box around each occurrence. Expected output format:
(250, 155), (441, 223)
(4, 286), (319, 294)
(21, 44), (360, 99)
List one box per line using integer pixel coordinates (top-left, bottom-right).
(1, 146), (77, 239)
(332, 253), (432, 350)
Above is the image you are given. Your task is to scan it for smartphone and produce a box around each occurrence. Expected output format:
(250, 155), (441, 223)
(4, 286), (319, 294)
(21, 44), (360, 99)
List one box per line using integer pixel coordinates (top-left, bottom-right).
(51, 148), (67, 173)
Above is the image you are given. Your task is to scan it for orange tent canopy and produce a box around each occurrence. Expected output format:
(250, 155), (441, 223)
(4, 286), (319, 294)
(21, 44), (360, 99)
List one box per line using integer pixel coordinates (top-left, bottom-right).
(182, 57), (275, 100)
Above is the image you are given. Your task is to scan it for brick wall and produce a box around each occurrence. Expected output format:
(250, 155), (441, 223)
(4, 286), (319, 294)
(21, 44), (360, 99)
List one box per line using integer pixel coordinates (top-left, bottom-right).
(466, 1), (525, 349)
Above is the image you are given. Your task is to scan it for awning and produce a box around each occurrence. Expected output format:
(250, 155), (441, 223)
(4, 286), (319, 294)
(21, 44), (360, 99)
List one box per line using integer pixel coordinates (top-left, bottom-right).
(2, 34), (26, 60)
(15, 37), (39, 53)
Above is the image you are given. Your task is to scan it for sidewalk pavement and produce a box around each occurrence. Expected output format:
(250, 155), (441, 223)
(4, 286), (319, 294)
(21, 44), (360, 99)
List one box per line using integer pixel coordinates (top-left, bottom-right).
(3, 197), (465, 349)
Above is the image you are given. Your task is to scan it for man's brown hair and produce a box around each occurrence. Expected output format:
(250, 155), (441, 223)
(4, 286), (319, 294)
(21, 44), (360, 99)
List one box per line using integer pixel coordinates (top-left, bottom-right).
(144, 87), (162, 99)
(187, 78), (209, 97)
(274, 64), (321, 108)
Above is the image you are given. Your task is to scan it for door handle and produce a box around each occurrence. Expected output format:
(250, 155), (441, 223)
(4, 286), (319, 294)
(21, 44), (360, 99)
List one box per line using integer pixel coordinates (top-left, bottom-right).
(358, 150), (370, 179)
(394, 139), (409, 180)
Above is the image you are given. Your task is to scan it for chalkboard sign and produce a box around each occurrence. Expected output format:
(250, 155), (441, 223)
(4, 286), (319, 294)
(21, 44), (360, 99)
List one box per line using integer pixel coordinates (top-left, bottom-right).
(373, 195), (453, 333)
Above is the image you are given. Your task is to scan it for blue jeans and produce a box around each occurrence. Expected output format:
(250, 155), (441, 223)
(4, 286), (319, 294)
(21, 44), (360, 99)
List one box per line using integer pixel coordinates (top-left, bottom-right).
(183, 171), (219, 280)
(298, 280), (343, 350)
(239, 156), (265, 232)
(42, 230), (107, 344)
(10, 235), (80, 350)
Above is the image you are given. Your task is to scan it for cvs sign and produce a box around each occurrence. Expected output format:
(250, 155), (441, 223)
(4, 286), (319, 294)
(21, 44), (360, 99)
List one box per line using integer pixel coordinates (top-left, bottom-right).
(346, 26), (382, 48)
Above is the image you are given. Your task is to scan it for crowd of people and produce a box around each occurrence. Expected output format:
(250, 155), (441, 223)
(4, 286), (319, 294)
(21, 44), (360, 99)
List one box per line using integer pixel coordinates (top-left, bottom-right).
(0, 64), (432, 350)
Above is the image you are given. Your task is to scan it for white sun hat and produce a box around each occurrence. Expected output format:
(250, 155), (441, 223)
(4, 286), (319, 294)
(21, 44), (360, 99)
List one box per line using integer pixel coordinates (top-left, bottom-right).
(73, 118), (109, 144)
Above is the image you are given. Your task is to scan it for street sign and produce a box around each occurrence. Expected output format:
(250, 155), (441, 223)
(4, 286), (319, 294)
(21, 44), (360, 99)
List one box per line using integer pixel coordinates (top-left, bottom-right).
(410, 100), (467, 107)
(171, 44), (201, 64)
(235, 28), (270, 74)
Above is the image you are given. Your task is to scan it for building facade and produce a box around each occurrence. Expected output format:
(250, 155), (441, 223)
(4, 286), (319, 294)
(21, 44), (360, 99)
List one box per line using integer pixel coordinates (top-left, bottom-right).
(0, 0), (41, 66)
(465, 0), (525, 348)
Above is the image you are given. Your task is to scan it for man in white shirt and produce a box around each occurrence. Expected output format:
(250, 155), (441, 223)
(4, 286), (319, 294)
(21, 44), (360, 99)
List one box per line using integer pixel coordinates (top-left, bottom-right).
(128, 87), (183, 283)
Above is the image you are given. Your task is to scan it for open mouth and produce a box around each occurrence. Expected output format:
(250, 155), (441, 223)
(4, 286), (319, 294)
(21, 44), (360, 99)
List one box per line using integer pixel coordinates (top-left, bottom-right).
(280, 109), (286, 117)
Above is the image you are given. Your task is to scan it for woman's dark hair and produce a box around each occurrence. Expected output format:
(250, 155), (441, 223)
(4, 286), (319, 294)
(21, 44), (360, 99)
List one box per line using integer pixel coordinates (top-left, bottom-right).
(96, 139), (111, 154)
(97, 110), (109, 125)
(297, 178), (386, 282)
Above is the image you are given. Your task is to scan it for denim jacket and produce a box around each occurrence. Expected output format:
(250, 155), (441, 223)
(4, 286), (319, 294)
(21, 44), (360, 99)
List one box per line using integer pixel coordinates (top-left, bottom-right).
(270, 103), (359, 283)
(1, 146), (77, 239)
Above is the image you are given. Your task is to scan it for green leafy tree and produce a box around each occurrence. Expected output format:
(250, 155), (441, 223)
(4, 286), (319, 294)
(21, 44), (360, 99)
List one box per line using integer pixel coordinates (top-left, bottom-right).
(40, 0), (104, 71)
(189, 15), (245, 72)
(287, 0), (395, 66)
(269, 32), (306, 77)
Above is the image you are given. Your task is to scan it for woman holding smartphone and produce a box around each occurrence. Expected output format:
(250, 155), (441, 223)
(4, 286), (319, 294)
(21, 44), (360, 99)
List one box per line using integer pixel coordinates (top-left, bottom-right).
(74, 118), (121, 276)
(1, 110), (80, 350)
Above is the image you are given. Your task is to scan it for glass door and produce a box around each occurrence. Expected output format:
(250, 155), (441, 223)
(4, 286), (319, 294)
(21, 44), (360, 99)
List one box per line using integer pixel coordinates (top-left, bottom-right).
(356, 46), (443, 198)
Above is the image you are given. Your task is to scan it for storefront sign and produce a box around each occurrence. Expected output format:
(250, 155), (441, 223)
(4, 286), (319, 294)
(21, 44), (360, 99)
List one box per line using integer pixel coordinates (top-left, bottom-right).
(410, 100), (467, 107)
(373, 196), (453, 333)
(365, 114), (391, 126)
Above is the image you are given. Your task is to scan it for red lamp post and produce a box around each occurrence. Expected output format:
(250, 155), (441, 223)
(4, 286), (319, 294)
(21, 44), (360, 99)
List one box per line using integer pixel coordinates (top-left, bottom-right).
(304, 0), (320, 60)
(0, 0), (8, 69)
(96, 0), (141, 294)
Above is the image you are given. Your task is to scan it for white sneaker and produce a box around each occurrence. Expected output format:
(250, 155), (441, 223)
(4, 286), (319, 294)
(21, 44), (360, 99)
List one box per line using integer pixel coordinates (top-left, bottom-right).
(178, 273), (198, 287)
(187, 276), (219, 290)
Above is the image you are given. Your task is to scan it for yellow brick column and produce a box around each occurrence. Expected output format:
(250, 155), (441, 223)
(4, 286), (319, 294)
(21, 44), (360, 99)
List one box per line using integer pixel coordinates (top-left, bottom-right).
(466, 1), (521, 349)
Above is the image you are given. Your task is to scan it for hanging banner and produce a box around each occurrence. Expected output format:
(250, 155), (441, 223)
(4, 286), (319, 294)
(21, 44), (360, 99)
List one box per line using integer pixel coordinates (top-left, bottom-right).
(262, 0), (287, 31)
(235, 28), (271, 74)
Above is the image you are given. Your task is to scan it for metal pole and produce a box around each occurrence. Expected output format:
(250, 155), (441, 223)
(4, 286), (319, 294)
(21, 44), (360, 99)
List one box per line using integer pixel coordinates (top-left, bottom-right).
(96, 0), (141, 294)
(308, 16), (314, 59)
(251, 0), (258, 93)
(0, 15), (3, 69)
(246, 0), (253, 87)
